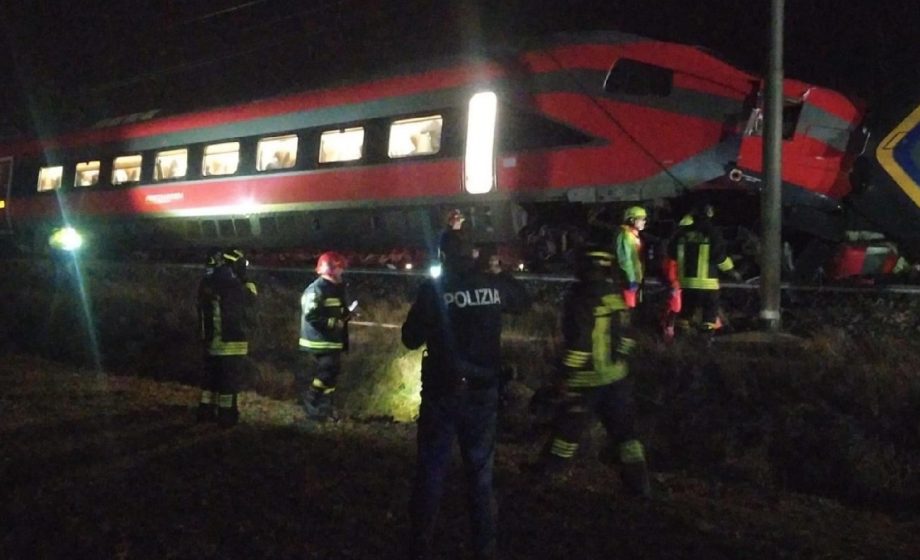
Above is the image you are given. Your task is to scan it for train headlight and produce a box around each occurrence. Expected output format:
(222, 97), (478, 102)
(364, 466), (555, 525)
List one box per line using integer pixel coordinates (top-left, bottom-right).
(49, 227), (84, 252)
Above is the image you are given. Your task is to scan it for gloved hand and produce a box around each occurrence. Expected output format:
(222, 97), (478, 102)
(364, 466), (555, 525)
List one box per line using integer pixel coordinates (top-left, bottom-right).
(726, 269), (743, 282)
(623, 284), (639, 308)
(668, 288), (682, 313)
(244, 282), (258, 295)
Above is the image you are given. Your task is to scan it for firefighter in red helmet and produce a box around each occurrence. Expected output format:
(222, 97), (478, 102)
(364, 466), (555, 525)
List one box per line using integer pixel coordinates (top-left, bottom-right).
(298, 251), (352, 421)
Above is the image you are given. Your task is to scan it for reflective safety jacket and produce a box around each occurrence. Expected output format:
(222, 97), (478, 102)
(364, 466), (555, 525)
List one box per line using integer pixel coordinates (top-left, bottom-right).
(668, 215), (735, 290)
(560, 279), (636, 388)
(615, 224), (644, 285)
(198, 265), (257, 356)
(299, 276), (349, 353)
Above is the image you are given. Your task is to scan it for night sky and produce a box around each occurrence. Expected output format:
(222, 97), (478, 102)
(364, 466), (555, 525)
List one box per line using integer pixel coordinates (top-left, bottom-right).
(1, 0), (917, 137)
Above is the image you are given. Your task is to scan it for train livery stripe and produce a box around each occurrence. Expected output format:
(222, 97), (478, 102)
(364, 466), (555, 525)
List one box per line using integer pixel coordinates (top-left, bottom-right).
(876, 105), (920, 208)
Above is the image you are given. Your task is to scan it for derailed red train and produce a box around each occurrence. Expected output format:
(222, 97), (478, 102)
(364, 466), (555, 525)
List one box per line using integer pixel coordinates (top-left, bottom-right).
(0, 31), (873, 271)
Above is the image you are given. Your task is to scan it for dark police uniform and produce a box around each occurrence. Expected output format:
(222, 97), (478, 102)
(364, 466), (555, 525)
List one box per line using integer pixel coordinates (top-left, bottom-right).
(402, 253), (529, 560)
(197, 251), (257, 426)
(298, 275), (349, 419)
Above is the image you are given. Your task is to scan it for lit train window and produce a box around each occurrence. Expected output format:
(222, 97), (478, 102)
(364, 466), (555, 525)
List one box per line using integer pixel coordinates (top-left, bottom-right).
(155, 149), (188, 181)
(388, 115), (443, 158)
(75, 161), (100, 187)
(319, 127), (364, 163)
(112, 154), (142, 185)
(464, 92), (497, 194)
(203, 142), (240, 176)
(37, 166), (63, 192)
(257, 135), (298, 171)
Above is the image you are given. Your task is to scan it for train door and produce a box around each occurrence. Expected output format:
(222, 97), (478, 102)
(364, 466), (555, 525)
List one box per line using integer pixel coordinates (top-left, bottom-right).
(0, 157), (12, 235)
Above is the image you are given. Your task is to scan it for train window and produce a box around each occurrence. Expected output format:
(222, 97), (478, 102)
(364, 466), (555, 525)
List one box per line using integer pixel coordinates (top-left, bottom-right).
(319, 127), (364, 163)
(37, 166), (63, 192)
(743, 99), (803, 140)
(75, 161), (100, 187)
(388, 115), (443, 158)
(203, 142), (240, 176)
(155, 149), (188, 181)
(257, 135), (298, 171)
(112, 155), (142, 185)
(605, 59), (673, 96)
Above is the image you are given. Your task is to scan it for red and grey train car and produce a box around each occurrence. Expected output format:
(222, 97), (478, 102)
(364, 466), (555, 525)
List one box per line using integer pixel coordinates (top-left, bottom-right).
(0, 31), (866, 269)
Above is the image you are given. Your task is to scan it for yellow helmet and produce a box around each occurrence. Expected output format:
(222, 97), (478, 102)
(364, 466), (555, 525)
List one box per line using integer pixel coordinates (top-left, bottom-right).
(623, 206), (647, 222)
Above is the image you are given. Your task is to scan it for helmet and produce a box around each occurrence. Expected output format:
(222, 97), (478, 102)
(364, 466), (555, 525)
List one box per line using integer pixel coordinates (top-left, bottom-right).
(222, 248), (248, 278)
(316, 251), (347, 276)
(574, 246), (615, 280)
(623, 206), (647, 222)
(205, 247), (223, 269)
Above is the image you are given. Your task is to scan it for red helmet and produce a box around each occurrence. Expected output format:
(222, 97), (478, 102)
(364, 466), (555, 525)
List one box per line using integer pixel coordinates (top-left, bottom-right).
(316, 251), (347, 276)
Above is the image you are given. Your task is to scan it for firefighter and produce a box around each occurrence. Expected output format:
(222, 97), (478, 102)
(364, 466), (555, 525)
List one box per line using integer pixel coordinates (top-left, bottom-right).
(197, 248), (258, 427)
(528, 247), (651, 497)
(402, 230), (529, 560)
(616, 206), (647, 309)
(665, 204), (741, 336)
(298, 251), (351, 421)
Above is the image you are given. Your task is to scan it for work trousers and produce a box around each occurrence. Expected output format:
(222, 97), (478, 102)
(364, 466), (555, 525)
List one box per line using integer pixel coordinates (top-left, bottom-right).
(547, 378), (639, 463)
(410, 386), (499, 560)
(679, 288), (721, 331)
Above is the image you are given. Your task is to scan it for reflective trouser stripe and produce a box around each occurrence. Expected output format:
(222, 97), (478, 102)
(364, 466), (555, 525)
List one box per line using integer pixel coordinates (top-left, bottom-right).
(619, 439), (645, 464)
(311, 378), (336, 394)
(550, 438), (579, 459)
(299, 338), (344, 351)
(217, 393), (236, 408)
(208, 341), (249, 355)
(199, 390), (214, 405)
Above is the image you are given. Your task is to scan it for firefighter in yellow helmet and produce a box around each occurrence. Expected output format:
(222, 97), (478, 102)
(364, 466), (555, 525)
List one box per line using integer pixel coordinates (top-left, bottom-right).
(616, 206), (648, 309)
(527, 246), (651, 497)
(665, 204), (741, 336)
(298, 251), (351, 421)
(196, 248), (258, 426)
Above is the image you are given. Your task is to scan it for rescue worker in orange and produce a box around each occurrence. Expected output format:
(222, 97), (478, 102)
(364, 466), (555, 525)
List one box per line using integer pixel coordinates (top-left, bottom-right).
(616, 206), (648, 309)
(665, 204), (741, 336)
(298, 251), (352, 421)
(196, 248), (258, 426)
(528, 247), (651, 497)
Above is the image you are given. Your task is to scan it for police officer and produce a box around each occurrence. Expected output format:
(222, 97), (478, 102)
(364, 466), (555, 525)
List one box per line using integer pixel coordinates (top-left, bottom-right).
(529, 247), (651, 497)
(298, 251), (351, 421)
(402, 231), (529, 560)
(666, 204), (741, 336)
(197, 248), (258, 426)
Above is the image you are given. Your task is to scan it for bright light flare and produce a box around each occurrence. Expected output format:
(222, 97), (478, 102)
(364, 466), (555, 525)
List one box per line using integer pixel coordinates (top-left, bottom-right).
(464, 91), (497, 194)
(49, 227), (84, 251)
(429, 263), (442, 278)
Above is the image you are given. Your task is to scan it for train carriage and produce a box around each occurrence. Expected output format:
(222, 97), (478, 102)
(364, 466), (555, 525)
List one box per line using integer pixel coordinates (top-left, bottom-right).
(0, 31), (868, 270)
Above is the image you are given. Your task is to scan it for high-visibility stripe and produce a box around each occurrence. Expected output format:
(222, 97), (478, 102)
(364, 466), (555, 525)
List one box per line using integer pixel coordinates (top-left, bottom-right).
(208, 341), (249, 355)
(199, 390), (214, 405)
(550, 439), (579, 458)
(324, 298), (342, 307)
(311, 378), (336, 394)
(619, 439), (645, 463)
(717, 257), (734, 272)
(217, 393), (235, 408)
(299, 338), (344, 350)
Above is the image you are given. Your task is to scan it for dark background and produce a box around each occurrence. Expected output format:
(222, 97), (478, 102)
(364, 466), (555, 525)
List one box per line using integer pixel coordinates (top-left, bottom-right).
(1, 0), (917, 138)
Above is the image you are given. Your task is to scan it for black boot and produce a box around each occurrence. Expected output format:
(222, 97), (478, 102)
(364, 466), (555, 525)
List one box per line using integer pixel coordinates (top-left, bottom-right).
(216, 393), (239, 427)
(196, 402), (217, 423)
(303, 389), (333, 421)
(620, 461), (652, 498)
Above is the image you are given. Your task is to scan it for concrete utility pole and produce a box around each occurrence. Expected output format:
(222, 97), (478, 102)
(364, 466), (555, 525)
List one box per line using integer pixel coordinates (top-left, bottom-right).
(760, 0), (784, 331)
